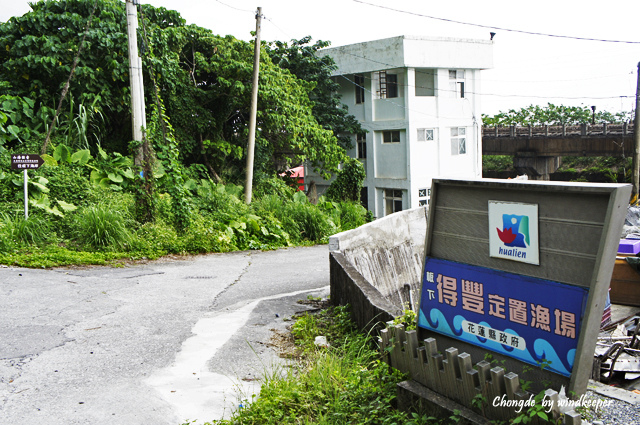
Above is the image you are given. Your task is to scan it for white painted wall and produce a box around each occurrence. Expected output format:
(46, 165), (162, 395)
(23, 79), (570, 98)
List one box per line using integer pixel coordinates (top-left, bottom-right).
(306, 36), (492, 218)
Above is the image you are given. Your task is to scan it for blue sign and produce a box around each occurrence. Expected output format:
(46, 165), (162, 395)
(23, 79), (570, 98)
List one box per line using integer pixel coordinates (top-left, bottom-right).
(418, 257), (589, 376)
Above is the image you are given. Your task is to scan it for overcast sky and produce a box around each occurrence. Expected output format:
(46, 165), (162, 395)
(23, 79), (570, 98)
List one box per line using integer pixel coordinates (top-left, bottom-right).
(2, 0), (640, 116)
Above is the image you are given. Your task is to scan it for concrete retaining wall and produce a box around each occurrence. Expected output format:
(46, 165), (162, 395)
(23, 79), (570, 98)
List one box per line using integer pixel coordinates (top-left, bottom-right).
(329, 207), (428, 328)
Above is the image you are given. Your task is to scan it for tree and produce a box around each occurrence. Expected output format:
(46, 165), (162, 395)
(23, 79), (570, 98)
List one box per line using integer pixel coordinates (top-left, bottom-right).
(145, 26), (346, 181)
(0, 0), (133, 152)
(324, 157), (366, 202)
(482, 103), (633, 126)
(265, 37), (365, 150)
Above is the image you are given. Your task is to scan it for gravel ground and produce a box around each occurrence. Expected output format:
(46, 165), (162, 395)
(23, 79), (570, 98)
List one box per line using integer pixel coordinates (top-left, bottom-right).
(580, 389), (640, 425)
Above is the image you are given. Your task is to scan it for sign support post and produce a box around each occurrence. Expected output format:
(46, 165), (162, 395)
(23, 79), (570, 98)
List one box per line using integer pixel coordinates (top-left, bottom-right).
(11, 154), (45, 219)
(23, 169), (28, 219)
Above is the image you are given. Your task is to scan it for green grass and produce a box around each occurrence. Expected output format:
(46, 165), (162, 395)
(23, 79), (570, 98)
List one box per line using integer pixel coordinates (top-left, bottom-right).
(0, 177), (370, 268)
(71, 204), (132, 250)
(203, 306), (441, 425)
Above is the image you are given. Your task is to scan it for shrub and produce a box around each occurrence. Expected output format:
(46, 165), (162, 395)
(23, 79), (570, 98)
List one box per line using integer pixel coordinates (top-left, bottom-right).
(324, 158), (365, 202)
(72, 204), (132, 250)
(39, 163), (92, 207)
(128, 220), (180, 256)
(337, 201), (368, 230)
(182, 214), (235, 253)
(254, 175), (296, 199)
(0, 213), (53, 247)
(285, 201), (336, 243)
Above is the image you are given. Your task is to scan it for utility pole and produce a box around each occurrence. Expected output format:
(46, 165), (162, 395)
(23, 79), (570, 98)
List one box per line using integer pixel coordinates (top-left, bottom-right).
(244, 7), (262, 204)
(633, 62), (640, 203)
(125, 0), (146, 166)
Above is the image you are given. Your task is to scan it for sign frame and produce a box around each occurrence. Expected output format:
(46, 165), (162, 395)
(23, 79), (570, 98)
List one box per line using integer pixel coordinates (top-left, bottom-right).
(420, 178), (631, 395)
(10, 154), (45, 219)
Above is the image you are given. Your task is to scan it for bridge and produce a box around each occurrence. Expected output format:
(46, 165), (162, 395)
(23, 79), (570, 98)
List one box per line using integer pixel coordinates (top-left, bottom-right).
(482, 122), (635, 179)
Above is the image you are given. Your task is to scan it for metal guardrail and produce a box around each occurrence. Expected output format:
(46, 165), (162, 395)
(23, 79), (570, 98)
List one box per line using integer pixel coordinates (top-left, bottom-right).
(483, 122), (635, 139)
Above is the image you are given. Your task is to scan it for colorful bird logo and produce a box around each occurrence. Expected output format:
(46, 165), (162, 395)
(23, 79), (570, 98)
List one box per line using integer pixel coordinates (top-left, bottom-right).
(496, 214), (529, 248)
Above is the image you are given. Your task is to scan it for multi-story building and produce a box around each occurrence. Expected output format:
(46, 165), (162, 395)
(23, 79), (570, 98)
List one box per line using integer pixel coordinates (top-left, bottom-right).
(305, 35), (493, 218)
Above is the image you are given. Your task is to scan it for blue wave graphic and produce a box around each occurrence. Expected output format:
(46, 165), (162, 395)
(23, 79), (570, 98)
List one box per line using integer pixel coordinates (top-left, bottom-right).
(418, 311), (571, 376)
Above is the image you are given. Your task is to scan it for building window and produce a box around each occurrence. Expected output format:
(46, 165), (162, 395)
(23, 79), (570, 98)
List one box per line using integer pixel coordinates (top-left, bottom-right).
(384, 189), (403, 215)
(449, 69), (465, 98)
(386, 73), (398, 98)
(418, 188), (430, 207)
(360, 186), (368, 210)
(378, 71), (398, 99)
(451, 127), (466, 155)
(355, 74), (365, 104)
(417, 128), (436, 142)
(415, 69), (435, 96)
(382, 130), (400, 144)
(356, 133), (366, 159)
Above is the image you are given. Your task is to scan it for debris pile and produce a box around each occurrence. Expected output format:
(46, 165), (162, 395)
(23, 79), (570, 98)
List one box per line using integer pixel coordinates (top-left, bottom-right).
(595, 315), (640, 389)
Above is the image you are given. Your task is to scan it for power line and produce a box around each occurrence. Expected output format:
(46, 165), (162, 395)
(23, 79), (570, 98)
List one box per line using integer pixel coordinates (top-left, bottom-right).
(213, 0), (254, 13)
(352, 0), (640, 45)
(331, 49), (634, 102)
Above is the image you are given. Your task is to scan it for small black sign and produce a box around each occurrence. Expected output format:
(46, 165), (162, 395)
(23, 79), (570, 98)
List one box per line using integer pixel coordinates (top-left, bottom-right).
(11, 154), (44, 170)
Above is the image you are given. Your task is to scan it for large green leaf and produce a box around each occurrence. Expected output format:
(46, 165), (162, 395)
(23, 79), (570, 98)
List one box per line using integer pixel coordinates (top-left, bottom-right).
(70, 149), (91, 165)
(107, 172), (123, 183)
(29, 181), (50, 193)
(53, 144), (71, 163)
(41, 154), (58, 167)
(121, 168), (135, 179)
(56, 199), (77, 212)
(98, 177), (112, 189)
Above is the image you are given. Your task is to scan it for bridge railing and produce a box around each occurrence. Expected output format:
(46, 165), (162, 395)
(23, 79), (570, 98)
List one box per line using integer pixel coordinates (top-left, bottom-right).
(483, 122), (634, 138)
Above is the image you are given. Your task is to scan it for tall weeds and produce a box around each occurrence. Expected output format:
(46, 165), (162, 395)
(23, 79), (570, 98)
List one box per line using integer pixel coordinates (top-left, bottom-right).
(72, 204), (131, 250)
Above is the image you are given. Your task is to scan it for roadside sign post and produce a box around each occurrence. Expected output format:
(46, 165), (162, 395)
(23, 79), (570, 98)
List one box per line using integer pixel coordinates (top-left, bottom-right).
(10, 154), (45, 219)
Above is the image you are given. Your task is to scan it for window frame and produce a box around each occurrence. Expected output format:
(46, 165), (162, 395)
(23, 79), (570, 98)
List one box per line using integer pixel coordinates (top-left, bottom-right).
(384, 189), (403, 215)
(382, 130), (401, 144)
(448, 69), (466, 99)
(450, 127), (467, 155)
(356, 133), (367, 159)
(417, 128), (436, 142)
(355, 74), (365, 104)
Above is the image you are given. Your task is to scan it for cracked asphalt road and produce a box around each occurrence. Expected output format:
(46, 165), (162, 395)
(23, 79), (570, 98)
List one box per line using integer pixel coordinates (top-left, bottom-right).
(0, 245), (330, 424)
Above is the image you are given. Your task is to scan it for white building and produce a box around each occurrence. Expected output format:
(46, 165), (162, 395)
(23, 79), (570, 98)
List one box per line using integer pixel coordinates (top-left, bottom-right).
(306, 35), (493, 218)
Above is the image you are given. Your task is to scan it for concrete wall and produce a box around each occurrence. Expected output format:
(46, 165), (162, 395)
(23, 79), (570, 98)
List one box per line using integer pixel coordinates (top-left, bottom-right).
(323, 36), (493, 75)
(329, 252), (401, 331)
(329, 207), (428, 316)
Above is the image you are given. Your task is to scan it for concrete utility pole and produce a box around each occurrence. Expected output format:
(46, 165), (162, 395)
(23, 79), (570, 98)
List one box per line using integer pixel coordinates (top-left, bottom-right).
(125, 0), (146, 165)
(244, 7), (262, 205)
(633, 62), (640, 203)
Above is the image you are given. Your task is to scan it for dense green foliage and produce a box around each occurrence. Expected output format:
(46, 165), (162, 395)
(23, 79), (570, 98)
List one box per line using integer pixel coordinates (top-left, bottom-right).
(0, 0), (350, 183)
(0, 158), (368, 267)
(0, 0), (376, 268)
(482, 103), (633, 126)
(265, 37), (365, 150)
(205, 306), (437, 425)
(324, 157), (366, 203)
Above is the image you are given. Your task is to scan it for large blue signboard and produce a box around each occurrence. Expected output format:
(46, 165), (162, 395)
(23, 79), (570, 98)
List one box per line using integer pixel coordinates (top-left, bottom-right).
(418, 257), (589, 377)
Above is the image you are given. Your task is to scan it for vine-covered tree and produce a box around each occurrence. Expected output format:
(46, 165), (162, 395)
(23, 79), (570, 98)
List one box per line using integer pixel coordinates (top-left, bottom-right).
(265, 37), (365, 150)
(0, 0), (346, 182)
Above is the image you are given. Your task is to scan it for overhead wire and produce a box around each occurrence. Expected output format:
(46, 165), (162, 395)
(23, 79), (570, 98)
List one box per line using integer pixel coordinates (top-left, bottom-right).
(352, 0), (640, 45)
(331, 49), (634, 102)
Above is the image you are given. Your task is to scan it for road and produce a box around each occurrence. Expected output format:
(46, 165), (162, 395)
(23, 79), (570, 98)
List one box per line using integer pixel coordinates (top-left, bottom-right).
(0, 245), (330, 425)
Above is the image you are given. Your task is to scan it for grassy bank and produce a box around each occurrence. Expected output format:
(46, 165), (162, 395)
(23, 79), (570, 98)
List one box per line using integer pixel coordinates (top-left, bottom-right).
(199, 305), (448, 425)
(0, 173), (370, 268)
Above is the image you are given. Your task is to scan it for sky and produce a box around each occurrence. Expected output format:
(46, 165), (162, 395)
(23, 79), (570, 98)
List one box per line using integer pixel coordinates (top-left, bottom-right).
(2, 0), (640, 117)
